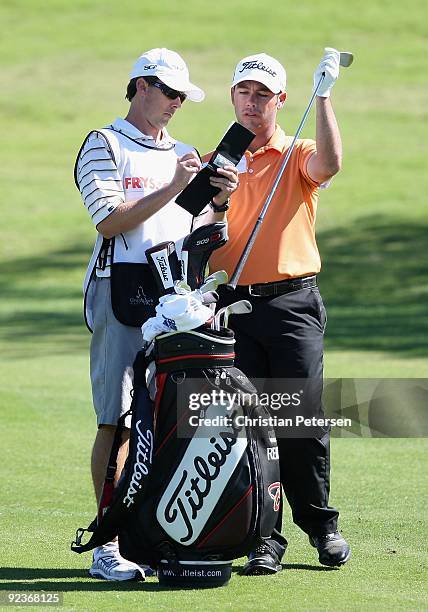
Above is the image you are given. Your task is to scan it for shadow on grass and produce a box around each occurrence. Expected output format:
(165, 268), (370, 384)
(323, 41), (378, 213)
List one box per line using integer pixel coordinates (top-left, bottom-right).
(0, 243), (89, 358)
(232, 564), (336, 573)
(318, 215), (428, 357)
(0, 565), (162, 592)
(1, 215), (427, 358)
(0, 568), (88, 580)
(0, 563), (336, 592)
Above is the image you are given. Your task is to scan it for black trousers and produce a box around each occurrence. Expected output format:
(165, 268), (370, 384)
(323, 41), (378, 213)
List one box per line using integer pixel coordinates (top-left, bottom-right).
(218, 285), (339, 559)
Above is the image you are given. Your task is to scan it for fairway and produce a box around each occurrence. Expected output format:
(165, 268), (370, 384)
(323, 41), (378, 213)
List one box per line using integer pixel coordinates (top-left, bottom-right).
(1, 0), (427, 610)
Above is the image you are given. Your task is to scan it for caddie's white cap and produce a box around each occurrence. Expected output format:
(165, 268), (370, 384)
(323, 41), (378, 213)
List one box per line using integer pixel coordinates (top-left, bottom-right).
(130, 47), (205, 102)
(232, 53), (286, 93)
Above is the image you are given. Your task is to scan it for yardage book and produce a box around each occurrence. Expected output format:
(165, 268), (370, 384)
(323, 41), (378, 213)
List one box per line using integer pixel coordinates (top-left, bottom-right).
(175, 122), (255, 216)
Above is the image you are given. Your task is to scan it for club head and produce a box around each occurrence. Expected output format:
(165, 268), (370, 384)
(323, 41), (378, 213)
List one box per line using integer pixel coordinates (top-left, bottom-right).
(214, 305), (228, 331)
(214, 300), (252, 330)
(201, 290), (219, 305)
(174, 279), (191, 294)
(339, 52), (354, 68)
(199, 277), (219, 294)
(204, 270), (229, 287)
(223, 300), (252, 328)
(181, 223), (228, 289)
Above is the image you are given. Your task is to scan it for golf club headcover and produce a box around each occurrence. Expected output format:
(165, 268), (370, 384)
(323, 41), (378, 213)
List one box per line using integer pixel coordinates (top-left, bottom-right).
(181, 222), (228, 289)
(175, 122), (255, 216)
(145, 241), (182, 298)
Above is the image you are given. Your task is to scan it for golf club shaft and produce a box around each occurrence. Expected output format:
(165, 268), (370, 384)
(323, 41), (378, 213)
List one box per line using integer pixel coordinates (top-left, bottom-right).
(228, 73), (325, 289)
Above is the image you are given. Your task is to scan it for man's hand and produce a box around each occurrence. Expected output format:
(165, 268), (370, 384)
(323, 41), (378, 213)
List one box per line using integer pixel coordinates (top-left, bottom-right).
(313, 47), (340, 98)
(209, 164), (239, 205)
(171, 151), (202, 192)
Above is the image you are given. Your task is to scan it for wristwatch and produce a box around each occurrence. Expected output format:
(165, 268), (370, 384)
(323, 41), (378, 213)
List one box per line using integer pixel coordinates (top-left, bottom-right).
(209, 198), (230, 213)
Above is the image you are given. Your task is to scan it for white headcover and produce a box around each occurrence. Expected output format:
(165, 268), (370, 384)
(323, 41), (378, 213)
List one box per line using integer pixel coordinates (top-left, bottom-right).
(141, 291), (213, 342)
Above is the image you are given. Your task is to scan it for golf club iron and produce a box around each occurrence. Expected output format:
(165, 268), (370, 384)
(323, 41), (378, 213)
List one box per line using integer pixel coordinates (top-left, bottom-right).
(203, 270), (229, 288)
(199, 277), (219, 294)
(339, 52), (354, 67)
(214, 300), (252, 330)
(201, 290), (219, 306)
(228, 51), (354, 289)
(174, 279), (191, 294)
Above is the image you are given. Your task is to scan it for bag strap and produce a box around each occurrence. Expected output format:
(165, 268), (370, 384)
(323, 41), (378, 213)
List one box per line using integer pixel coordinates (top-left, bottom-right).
(71, 410), (131, 553)
(97, 410), (131, 521)
(71, 359), (155, 555)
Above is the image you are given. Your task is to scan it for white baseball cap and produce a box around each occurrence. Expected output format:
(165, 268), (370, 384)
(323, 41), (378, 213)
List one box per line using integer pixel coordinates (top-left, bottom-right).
(130, 48), (205, 102)
(232, 53), (286, 94)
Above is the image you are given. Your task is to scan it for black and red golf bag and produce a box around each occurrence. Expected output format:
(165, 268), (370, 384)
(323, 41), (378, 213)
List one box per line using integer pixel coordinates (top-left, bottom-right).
(72, 325), (280, 586)
(72, 223), (280, 587)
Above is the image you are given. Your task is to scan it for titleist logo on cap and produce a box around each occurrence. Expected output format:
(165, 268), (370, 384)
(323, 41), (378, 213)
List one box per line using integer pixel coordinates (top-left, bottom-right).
(239, 61), (277, 78)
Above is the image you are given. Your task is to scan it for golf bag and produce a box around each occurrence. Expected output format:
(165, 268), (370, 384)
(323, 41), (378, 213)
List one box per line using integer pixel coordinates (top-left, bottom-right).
(72, 326), (280, 587)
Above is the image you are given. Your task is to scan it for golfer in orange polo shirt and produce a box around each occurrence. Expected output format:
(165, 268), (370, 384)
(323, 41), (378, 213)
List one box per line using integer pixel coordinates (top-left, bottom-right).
(207, 49), (351, 574)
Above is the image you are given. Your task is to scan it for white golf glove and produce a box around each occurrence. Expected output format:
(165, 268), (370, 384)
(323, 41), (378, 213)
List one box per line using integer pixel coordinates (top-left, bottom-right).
(313, 47), (340, 98)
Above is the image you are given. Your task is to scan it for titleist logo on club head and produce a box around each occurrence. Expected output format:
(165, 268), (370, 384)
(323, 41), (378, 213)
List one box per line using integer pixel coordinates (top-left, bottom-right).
(239, 60), (276, 78)
(123, 420), (153, 508)
(152, 247), (174, 288)
(156, 255), (169, 281)
(157, 406), (247, 545)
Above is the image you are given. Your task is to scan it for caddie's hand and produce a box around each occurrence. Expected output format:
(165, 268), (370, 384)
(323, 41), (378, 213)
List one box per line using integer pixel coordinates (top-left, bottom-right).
(210, 164), (239, 206)
(172, 151), (202, 192)
(313, 47), (340, 98)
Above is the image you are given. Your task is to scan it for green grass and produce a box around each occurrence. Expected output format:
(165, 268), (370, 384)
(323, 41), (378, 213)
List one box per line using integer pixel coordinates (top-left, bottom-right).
(1, 0), (427, 609)
(1, 358), (426, 610)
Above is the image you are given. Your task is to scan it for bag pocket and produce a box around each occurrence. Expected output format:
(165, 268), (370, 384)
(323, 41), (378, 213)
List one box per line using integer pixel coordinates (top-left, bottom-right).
(110, 263), (157, 326)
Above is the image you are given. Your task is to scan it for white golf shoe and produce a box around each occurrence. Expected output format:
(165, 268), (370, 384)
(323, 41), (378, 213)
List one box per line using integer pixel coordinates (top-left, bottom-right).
(89, 541), (146, 581)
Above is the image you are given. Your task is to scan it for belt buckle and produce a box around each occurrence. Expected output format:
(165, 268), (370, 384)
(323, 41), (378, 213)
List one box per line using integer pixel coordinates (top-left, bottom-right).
(248, 284), (263, 297)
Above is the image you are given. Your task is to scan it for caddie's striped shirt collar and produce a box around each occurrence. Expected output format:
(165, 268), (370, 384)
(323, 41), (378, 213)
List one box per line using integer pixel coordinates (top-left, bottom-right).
(109, 117), (176, 149)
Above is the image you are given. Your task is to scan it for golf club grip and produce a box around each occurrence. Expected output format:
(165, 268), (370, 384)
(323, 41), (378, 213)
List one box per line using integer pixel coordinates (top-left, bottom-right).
(228, 75), (325, 290)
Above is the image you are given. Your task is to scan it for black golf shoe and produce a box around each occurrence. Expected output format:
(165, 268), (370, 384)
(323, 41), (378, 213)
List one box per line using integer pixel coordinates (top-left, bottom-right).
(242, 543), (283, 576)
(309, 531), (351, 566)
